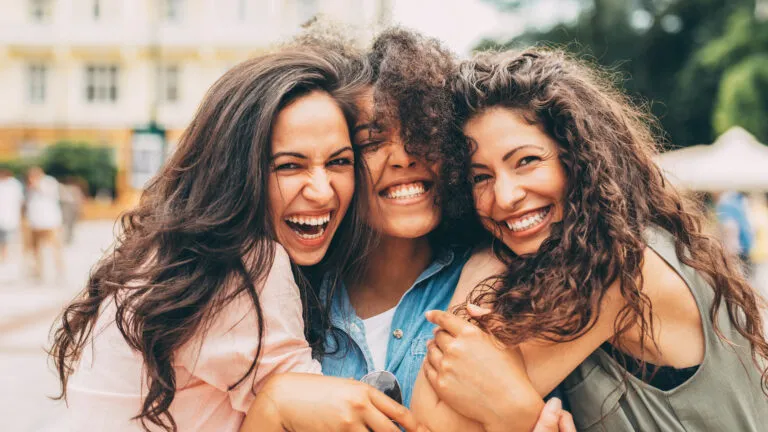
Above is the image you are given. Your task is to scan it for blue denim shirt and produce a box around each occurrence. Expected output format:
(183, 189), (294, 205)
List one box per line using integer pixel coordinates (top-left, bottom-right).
(319, 247), (470, 408)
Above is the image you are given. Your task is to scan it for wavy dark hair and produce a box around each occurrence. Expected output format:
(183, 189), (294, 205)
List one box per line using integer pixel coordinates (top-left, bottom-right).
(452, 48), (768, 392)
(49, 47), (371, 431)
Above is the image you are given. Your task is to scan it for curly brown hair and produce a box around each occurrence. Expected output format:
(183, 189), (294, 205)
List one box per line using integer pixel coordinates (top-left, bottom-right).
(366, 27), (481, 243)
(452, 48), (768, 392)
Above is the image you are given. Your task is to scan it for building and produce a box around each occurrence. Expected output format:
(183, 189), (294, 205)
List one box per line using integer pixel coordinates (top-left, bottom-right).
(0, 0), (391, 214)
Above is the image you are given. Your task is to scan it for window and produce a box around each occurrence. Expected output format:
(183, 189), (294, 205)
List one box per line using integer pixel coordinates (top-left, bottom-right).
(158, 65), (181, 104)
(85, 64), (119, 103)
(163, 0), (184, 22)
(29, 0), (53, 22)
(28, 63), (48, 104)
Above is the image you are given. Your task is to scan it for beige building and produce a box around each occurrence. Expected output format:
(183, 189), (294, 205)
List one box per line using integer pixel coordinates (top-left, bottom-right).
(0, 0), (390, 214)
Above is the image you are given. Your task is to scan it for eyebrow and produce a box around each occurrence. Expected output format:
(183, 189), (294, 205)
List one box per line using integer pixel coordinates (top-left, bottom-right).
(352, 122), (382, 135)
(470, 144), (545, 169)
(271, 146), (353, 161)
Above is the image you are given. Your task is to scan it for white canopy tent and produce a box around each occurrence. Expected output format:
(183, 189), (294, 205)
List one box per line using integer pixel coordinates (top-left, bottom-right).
(657, 127), (768, 192)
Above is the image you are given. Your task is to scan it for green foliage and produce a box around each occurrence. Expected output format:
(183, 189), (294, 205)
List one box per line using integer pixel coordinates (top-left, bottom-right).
(41, 141), (117, 196)
(0, 159), (38, 178)
(475, 0), (766, 147)
(713, 54), (768, 141)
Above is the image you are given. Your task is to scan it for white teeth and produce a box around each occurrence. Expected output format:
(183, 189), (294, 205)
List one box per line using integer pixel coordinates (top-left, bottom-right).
(296, 226), (325, 240)
(384, 182), (426, 199)
(285, 213), (331, 226)
(504, 207), (550, 232)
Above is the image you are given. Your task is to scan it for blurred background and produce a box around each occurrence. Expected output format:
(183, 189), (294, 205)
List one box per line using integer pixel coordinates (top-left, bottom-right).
(0, 0), (766, 430)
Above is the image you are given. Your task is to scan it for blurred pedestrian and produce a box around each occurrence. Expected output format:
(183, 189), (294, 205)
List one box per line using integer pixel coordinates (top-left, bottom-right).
(0, 168), (24, 263)
(59, 177), (86, 245)
(716, 191), (755, 277)
(25, 166), (63, 280)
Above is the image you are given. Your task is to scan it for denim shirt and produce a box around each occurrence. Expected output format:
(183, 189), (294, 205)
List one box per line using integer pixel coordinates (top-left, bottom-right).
(319, 247), (470, 408)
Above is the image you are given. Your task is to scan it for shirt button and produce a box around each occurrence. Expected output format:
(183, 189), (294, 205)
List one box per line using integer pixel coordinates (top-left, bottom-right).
(392, 329), (404, 339)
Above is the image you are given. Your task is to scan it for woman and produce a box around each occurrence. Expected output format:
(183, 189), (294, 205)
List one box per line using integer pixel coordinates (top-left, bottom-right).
(243, 29), (573, 432)
(49, 46), (420, 431)
(414, 48), (768, 431)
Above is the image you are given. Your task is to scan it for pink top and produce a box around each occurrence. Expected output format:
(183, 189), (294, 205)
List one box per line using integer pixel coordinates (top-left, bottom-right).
(66, 244), (322, 431)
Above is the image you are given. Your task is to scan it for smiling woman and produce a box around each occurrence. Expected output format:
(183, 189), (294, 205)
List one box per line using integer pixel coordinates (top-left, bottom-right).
(268, 90), (356, 266)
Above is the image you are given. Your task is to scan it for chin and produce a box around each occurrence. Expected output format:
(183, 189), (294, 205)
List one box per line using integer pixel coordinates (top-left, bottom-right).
(285, 247), (328, 266)
(384, 218), (440, 239)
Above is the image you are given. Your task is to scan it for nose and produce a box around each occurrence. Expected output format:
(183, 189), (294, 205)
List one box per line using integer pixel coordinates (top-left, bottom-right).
(387, 143), (418, 169)
(494, 173), (526, 211)
(303, 167), (334, 206)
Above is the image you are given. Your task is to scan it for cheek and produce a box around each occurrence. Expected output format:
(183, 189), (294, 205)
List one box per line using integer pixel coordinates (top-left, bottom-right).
(333, 171), (356, 209)
(267, 176), (297, 218)
(473, 186), (494, 217)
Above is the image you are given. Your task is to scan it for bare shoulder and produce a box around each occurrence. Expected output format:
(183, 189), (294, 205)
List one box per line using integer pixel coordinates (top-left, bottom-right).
(640, 247), (700, 317)
(451, 248), (507, 308)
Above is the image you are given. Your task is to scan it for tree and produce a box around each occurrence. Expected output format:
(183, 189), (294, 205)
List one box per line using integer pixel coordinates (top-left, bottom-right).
(42, 141), (117, 196)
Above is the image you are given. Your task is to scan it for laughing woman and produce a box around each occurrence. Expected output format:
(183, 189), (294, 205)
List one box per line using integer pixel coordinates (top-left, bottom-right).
(413, 49), (768, 432)
(48, 46), (420, 431)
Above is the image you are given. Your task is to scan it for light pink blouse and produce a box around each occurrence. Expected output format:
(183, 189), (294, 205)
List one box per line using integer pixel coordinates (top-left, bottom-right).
(66, 244), (322, 431)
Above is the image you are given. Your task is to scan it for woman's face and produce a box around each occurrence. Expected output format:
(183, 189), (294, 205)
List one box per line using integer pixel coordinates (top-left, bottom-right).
(464, 107), (567, 255)
(268, 91), (356, 266)
(352, 89), (441, 238)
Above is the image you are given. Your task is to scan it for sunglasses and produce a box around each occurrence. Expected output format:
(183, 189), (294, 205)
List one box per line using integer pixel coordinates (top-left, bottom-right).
(360, 370), (403, 405)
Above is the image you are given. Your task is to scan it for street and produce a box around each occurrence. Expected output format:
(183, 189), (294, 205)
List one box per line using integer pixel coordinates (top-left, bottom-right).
(0, 220), (116, 432)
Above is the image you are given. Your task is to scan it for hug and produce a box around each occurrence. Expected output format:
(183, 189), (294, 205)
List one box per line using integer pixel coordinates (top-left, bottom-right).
(50, 25), (768, 432)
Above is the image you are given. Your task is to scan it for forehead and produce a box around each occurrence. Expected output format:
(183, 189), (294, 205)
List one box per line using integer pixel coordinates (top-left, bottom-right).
(465, 108), (557, 156)
(271, 91), (350, 152)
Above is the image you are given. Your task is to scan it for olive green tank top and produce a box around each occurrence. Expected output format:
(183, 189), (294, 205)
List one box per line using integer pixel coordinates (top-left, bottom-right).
(562, 227), (768, 431)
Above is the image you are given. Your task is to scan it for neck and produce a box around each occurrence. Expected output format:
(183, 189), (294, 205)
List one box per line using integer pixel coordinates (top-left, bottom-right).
(347, 235), (433, 318)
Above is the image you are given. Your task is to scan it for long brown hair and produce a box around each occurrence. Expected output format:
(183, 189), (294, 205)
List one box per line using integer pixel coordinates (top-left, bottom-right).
(452, 48), (768, 392)
(49, 47), (370, 431)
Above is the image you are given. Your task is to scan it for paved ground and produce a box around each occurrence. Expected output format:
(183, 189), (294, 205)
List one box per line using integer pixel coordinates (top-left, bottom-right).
(0, 220), (766, 431)
(0, 220), (117, 432)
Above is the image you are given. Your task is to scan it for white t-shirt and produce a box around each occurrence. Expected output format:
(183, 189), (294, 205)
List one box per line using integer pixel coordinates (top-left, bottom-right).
(362, 307), (397, 370)
(26, 175), (63, 229)
(0, 177), (24, 230)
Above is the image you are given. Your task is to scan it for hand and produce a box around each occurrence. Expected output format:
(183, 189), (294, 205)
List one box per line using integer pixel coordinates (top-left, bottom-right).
(533, 398), (576, 432)
(241, 373), (427, 432)
(424, 308), (542, 432)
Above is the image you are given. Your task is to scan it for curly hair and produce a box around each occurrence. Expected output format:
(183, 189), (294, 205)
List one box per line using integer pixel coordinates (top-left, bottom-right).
(366, 27), (481, 244)
(49, 47), (371, 431)
(452, 48), (768, 392)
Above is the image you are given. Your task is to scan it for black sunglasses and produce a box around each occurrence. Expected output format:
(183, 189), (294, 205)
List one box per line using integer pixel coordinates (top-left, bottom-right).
(360, 370), (403, 405)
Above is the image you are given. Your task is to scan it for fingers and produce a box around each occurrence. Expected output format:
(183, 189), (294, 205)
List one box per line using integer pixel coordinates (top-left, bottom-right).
(426, 340), (444, 371)
(363, 404), (401, 432)
(425, 310), (470, 336)
(559, 410), (577, 432)
(466, 303), (492, 318)
(368, 387), (421, 432)
(531, 398), (562, 432)
(432, 329), (453, 352)
(423, 359), (439, 388)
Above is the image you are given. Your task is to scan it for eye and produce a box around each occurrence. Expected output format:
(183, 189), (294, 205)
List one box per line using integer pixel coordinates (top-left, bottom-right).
(274, 162), (301, 171)
(328, 157), (353, 167)
(518, 156), (541, 167)
(356, 140), (385, 153)
(471, 173), (492, 185)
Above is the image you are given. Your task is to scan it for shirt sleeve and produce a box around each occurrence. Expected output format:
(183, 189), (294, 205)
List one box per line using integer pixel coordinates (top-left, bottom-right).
(176, 243), (322, 413)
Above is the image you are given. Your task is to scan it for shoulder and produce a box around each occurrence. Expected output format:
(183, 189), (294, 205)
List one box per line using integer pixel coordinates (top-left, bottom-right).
(450, 247), (506, 308)
(640, 246), (700, 319)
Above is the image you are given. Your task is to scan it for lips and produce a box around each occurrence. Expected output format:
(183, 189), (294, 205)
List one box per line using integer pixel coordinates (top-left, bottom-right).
(380, 181), (432, 200)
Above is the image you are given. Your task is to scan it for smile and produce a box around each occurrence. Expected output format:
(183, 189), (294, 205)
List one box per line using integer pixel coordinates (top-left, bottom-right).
(284, 212), (332, 240)
(380, 181), (432, 200)
(503, 205), (552, 233)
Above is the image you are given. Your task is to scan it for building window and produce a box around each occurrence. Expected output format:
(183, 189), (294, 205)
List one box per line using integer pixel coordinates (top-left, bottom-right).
(158, 65), (181, 104)
(163, 0), (184, 22)
(85, 64), (119, 103)
(29, 0), (53, 22)
(28, 64), (48, 104)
